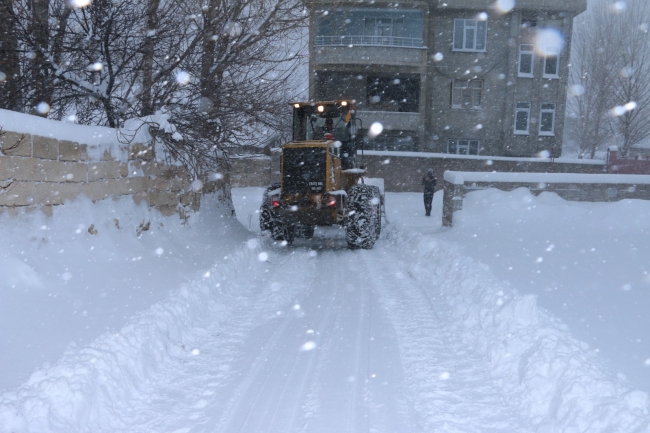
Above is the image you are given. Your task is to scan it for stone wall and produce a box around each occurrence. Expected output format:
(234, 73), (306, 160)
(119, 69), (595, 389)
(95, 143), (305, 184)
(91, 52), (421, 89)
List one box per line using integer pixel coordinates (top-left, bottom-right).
(0, 130), (225, 217)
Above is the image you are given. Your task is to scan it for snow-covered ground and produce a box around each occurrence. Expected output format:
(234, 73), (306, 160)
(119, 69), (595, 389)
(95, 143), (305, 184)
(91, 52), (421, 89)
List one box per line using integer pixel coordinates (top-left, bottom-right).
(1, 187), (649, 432)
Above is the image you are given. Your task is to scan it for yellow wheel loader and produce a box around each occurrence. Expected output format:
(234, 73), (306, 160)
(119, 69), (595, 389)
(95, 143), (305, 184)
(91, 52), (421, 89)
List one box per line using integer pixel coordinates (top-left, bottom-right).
(259, 100), (384, 249)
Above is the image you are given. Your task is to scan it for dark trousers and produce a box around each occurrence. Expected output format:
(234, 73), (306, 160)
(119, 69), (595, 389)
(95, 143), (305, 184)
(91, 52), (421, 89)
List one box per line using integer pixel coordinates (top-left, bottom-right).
(424, 192), (433, 216)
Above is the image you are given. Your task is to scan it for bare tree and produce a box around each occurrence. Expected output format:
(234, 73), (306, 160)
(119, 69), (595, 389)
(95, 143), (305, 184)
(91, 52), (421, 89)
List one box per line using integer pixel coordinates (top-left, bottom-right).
(0, 0), (23, 111)
(568, 0), (650, 158)
(156, 0), (307, 176)
(2, 0), (307, 181)
(607, 0), (650, 157)
(28, 0), (51, 115)
(567, 0), (617, 158)
(567, 0), (650, 158)
(140, 0), (161, 116)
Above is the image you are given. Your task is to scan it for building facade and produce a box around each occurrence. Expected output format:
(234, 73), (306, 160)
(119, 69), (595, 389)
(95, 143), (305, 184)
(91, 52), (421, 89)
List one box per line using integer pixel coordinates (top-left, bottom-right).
(308, 0), (587, 157)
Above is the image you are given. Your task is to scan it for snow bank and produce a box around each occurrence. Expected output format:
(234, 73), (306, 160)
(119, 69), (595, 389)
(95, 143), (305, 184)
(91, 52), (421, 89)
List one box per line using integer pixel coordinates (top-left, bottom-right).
(0, 196), (252, 432)
(387, 223), (650, 432)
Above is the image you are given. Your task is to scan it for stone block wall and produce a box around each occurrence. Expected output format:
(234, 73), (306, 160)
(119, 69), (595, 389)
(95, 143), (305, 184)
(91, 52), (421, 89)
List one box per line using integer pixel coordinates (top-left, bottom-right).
(0, 130), (225, 217)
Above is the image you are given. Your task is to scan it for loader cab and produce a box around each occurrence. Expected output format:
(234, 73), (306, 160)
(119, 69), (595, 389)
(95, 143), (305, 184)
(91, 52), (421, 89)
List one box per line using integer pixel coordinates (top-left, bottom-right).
(290, 100), (358, 169)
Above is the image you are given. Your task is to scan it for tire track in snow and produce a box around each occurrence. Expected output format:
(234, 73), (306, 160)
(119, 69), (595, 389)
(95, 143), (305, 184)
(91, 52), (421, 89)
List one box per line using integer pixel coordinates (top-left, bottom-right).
(114, 246), (319, 432)
(214, 248), (344, 433)
(206, 242), (415, 433)
(300, 247), (415, 433)
(313, 250), (370, 433)
(362, 241), (534, 432)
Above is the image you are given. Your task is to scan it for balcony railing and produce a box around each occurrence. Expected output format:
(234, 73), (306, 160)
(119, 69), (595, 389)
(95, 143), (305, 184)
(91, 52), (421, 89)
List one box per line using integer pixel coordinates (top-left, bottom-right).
(314, 35), (424, 49)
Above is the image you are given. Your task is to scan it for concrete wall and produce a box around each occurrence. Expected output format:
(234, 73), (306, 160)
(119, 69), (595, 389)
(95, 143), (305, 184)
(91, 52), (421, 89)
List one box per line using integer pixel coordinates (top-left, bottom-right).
(0, 130), (226, 217)
(229, 150), (608, 192)
(230, 156), (279, 188)
(359, 153), (605, 192)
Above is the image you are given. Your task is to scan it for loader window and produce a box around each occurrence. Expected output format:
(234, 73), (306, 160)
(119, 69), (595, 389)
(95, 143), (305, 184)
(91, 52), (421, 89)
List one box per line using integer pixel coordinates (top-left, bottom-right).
(306, 115), (349, 141)
(293, 104), (353, 142)
(282, 148), (327, 194)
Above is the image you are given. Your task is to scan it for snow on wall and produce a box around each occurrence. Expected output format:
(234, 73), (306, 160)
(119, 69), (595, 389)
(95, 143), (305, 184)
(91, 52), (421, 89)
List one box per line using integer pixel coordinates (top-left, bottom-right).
(444, 171), (650, 185)
(360, 149), (606, 165)
(0, 109), (127, 162)
(0, 110), (224, 216)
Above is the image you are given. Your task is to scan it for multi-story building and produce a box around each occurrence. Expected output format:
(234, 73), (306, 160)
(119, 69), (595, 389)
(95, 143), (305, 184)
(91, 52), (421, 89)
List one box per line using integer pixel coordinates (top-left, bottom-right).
(308, 0), (586, 157)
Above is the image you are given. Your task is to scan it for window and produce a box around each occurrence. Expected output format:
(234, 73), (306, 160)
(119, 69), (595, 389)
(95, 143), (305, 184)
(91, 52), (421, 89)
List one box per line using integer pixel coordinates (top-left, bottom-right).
(514, 102), (531, 135)
(543, 46), (560, 77)
(539, 103), (556, 135)
(520, 19), (537, 43)
(448, 139), (480, 155)
(521, 19), (537, 29)
(452, 79), (483, 109)
(364, 17), (404, 38)
(453, 19), (487, 52)
(367, 75), (420, 112)
(519, 44), (534, 77)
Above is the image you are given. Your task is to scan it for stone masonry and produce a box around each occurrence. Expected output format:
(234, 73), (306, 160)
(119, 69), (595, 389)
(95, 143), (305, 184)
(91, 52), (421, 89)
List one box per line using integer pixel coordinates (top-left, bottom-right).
(0, 130), (225, 217)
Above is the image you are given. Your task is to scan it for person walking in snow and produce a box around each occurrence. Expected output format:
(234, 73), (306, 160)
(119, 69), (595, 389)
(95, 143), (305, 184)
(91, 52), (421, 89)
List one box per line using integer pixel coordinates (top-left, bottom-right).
(422, 168), (436, 217)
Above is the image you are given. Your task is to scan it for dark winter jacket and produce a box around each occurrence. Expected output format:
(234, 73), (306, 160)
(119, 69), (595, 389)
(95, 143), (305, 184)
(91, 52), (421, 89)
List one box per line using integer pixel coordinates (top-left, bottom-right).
(422, 173), (436, 194)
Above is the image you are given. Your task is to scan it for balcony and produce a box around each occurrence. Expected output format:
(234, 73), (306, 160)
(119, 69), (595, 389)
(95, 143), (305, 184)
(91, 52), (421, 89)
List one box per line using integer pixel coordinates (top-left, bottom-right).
(315, 35), (424, 48)
(313, 36), (427, 67)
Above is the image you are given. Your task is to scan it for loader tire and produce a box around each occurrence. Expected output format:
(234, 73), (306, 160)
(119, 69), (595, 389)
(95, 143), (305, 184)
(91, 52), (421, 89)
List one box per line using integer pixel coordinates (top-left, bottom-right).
(375, 203), (382, 240)
(271, 220), (295, 244)
(346, 185), (378, 250)
(259, 204), (275, 232)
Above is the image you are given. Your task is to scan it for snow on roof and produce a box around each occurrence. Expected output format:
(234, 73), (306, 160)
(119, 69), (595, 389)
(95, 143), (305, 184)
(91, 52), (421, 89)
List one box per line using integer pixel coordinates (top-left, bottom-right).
(444, 170), (650, 185)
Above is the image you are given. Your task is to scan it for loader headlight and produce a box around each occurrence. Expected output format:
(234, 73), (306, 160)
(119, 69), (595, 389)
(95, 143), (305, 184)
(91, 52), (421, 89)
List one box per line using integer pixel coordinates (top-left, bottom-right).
(317, 105), (325, 113)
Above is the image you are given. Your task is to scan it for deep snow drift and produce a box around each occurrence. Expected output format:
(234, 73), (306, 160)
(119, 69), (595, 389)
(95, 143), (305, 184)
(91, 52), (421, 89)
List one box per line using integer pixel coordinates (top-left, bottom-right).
(0, 195), (246, 391)
(0, 188), (648, 432)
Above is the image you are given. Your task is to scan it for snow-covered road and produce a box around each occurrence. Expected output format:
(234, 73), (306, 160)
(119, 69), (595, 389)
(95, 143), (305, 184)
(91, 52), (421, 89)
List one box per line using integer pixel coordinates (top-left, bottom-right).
(1, 189), (649, 432)
(107, 230), (535, 433)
